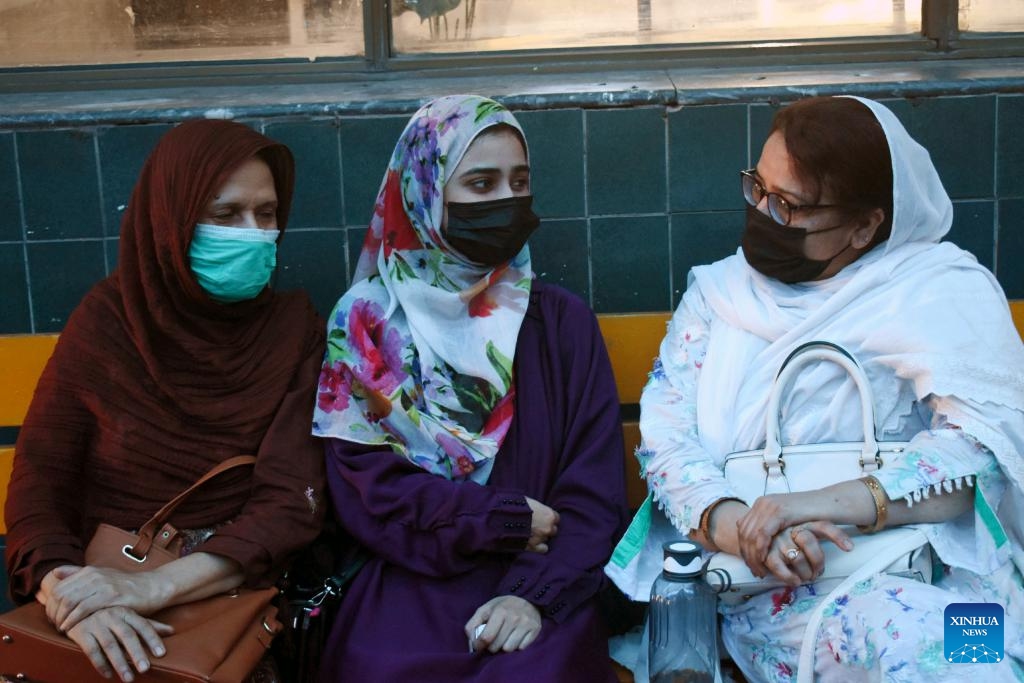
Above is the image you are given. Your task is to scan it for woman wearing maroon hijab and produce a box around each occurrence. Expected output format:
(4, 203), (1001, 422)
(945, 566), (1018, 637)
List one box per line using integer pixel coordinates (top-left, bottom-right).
(4, 120), (325, 682)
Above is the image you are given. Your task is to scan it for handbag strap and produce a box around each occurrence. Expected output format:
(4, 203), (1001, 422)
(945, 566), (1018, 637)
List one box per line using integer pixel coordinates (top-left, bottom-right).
(764, 342), (882, 474)
(127, 455), (256, 561)
(794, 527), (930, 682)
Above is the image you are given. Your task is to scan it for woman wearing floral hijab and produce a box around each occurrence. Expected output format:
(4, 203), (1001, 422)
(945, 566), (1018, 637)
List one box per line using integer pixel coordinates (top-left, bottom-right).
(608, 96), (1024, 681)
(313, 95), (627, 682)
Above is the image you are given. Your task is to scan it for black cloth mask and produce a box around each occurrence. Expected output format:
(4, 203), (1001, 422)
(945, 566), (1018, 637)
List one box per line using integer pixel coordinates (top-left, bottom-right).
(741, 205), (852, 284)
(444, 195), (540, 267)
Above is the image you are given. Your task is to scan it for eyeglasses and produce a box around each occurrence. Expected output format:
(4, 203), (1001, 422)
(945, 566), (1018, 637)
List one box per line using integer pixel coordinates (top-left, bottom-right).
(740, 169), (844, 227)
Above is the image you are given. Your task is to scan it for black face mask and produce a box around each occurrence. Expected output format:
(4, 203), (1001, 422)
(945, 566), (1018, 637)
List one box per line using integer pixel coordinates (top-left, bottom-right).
(741, 205), (852, 284)
(444, 195), (540, 267)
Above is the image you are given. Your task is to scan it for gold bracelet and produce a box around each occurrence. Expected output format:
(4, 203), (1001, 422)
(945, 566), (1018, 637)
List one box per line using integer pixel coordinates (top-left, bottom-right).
(697, 497), (745, 543)
(857, 475), (888, 534)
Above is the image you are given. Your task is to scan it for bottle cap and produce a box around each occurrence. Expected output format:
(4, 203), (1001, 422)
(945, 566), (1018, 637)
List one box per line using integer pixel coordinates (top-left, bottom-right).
(662, 540), (703, 579)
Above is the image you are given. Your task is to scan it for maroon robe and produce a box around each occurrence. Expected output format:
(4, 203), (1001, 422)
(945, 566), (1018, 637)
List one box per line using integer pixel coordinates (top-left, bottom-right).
(5, 120), (325, 601)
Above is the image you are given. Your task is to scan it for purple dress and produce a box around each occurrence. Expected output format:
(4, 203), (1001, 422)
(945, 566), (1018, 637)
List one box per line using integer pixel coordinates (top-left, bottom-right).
(318, 282), (628, 683)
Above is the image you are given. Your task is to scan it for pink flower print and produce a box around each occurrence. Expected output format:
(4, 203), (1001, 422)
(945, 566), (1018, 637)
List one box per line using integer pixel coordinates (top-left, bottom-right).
(360, 220), (383, 258)
(469, 289), (498, 318)
(348, 299), (408, 394)
(380, 171), (423, 257)
(481, 388), (515, 440)
(775, 662), (793, 678)
(770, 587), (795, 616)
(884, 619), (901, 640)
(436, 432), (477, 475)
(436, 431), (469, 456)
(467, 265), (512, 318)
(317, 361), (352, 413)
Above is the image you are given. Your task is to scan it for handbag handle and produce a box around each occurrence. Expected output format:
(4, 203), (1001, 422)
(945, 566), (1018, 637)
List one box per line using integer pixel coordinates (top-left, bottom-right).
(125, 455), (256, 562)
(763, 341), (880, 475)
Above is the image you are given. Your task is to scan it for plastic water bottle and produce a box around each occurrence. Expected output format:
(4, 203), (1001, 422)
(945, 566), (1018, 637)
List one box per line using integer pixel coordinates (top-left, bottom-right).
(648, 540), (719, 683)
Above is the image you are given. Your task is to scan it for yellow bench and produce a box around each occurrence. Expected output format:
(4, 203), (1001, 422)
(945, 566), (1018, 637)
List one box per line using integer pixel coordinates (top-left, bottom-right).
(0, 317), (668, 537)
(4, 302), (1024, 526)
(2, 301), (1023, 618)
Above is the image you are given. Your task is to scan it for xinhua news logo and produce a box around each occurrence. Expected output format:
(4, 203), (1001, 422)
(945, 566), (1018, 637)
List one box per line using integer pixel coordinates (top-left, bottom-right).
(944, 602), (1004, 664)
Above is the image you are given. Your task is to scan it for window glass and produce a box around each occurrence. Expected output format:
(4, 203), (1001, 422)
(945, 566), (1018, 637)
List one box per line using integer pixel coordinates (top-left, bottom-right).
(392, 0), (923, 54)
(960, 0), (1024, 33)
(0, 0), (364, 68)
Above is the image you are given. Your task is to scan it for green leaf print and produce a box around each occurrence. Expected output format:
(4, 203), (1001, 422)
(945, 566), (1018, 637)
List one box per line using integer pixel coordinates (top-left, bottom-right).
(392, 258), (416, 282)
(474, 100), (508, 123)
(486, 341), (513, 389)
(326, 328), (353, 362)
(450, 374), (497, 433)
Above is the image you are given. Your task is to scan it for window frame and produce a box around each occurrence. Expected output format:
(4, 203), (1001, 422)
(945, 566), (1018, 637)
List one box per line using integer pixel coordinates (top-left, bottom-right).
(0, 0), (1021, 93)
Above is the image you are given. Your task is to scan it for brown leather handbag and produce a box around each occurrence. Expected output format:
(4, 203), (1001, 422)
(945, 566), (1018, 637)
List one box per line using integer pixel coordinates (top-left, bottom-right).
(0, 455), (281, 682)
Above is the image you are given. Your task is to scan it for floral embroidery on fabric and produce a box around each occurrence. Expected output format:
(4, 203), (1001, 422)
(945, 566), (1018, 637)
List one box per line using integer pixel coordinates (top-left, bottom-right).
(178, 526), (217, 556)
(304, 486), (319, 515)
(769, 587), (796, 617)
(312, 95), (533, 483)
(885, 586), (914, 612)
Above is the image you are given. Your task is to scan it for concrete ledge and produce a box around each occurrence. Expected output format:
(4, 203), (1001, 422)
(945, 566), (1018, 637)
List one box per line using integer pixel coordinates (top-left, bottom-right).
(0, 57), (1022, 128)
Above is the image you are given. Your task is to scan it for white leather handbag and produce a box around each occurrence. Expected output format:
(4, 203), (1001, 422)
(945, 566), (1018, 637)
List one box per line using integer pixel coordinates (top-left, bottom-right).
(707, 341), (932, 607)
(723, 341), (908, 501)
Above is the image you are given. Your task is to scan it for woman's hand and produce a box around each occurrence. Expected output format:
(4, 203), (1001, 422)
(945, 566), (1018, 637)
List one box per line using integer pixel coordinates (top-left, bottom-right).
(465, 595), (543, 654)
(43, 565), (169, 633)
(524, 497), (559, 553)
(751, 521), (853, 584)
(64, 606), (173, 682)
(36, 564), (81, 609)
(735, 493), (813, 573)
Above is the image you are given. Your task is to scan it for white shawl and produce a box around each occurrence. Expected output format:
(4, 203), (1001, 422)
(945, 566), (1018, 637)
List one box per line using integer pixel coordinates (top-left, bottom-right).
(690, 97), (1024, 503)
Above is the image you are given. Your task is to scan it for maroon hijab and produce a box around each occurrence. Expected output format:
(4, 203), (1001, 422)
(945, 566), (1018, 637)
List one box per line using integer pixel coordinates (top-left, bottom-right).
(6, 120), (324, 598)
(115, 119), (306, 420)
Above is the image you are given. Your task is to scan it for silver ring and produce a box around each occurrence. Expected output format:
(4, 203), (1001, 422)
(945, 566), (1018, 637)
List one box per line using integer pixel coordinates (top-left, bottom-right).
(785, 547), (801, 561)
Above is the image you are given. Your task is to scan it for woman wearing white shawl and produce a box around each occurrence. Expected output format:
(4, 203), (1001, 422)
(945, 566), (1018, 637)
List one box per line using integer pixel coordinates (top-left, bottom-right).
(608, 96), (1024, 682)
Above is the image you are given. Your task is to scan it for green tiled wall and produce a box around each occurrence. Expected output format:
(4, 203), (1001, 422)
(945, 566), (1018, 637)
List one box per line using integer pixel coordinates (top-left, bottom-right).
(1, 93), (1022, 333)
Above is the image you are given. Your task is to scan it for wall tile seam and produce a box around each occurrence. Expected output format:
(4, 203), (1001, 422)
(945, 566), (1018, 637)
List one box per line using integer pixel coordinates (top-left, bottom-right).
(666, 209), (747, 216)
(10, 237), (110, 244)
(11, 133), (35, 333)
(993, 200), (1001, 277)
(663, 104), (673, 308)
(581, 109), (593, 309)
(331, 122), (349, 287)
(992, 95), (1001, 274)
(949, 195), (1001, 202)
(92, 133), (112, 273)
(584, 211), (672, 220)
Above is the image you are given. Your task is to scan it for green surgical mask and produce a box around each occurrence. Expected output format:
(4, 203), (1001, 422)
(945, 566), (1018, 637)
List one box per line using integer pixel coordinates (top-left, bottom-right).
(189, 223), (279, 303)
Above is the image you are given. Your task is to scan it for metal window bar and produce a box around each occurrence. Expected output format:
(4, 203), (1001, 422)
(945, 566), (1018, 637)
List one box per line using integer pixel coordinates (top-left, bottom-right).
(377, 0), (966, 63)
(0, 0), (1017, 93)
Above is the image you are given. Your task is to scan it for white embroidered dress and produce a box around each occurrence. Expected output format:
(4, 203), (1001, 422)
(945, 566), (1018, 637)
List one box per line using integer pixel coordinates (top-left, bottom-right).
(607, 97), (1024, 683)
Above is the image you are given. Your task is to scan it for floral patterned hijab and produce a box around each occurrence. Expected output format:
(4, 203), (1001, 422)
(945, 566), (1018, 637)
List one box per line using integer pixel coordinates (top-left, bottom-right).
(313, 95), (533, 483)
